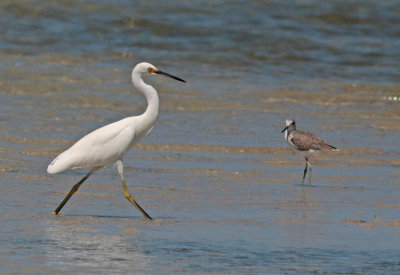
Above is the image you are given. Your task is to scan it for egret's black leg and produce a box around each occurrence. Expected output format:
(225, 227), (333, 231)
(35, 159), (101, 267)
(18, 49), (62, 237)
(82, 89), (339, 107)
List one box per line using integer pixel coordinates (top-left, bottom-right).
(115, 160), (152, 220)
(53, 168), (99, 215)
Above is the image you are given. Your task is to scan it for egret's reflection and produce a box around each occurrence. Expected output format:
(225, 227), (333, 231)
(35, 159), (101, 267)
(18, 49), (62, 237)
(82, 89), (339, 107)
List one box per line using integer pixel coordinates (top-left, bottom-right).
(44, 216), (150, 271)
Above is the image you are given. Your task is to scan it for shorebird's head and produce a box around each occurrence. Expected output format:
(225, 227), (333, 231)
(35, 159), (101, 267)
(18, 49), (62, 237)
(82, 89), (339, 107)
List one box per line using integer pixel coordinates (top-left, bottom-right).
(133, 62), (186, 82)
(281, 119), (296, 133)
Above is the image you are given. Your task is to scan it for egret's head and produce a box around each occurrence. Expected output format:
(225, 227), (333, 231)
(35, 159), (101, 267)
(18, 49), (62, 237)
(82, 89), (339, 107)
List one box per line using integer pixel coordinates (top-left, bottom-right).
(133, 62), (186, 82)
(281, 118), (296, 133)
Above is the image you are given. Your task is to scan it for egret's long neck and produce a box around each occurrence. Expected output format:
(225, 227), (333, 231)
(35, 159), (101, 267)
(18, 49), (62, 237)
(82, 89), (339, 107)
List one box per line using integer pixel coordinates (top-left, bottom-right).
(132, 73), (159, 125)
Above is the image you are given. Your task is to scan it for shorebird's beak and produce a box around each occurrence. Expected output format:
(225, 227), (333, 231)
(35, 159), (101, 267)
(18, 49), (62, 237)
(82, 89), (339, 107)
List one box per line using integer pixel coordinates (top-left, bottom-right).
(155, 70), (186, 83)
(281, 126), (288, 133)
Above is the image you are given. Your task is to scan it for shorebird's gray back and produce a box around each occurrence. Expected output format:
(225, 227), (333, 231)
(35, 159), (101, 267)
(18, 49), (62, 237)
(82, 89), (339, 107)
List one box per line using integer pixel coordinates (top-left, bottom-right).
(288, 130), (337, 151)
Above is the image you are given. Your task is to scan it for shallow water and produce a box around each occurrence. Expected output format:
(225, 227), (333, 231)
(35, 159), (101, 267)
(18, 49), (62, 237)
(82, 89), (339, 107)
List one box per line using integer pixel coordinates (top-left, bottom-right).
(1, 0), (400, 274)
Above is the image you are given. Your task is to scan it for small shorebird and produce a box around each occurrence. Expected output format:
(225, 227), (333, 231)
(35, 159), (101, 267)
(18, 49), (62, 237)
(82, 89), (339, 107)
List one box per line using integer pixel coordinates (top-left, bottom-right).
(281, 119), (338, 185)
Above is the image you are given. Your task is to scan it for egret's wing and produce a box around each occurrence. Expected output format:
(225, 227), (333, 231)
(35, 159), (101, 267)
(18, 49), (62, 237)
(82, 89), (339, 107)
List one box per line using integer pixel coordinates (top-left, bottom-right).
(144, 126), (153, 136)
(48, 119), (136, 174)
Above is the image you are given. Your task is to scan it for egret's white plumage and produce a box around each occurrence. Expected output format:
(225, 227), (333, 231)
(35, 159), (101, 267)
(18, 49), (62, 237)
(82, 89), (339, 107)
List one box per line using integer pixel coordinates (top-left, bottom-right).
(48, 117), (147, 173)
(48, 62), (185, 219)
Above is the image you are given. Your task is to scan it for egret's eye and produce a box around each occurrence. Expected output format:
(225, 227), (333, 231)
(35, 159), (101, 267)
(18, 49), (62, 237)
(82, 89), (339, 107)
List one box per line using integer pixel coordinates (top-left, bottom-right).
(148, 67), (157, 73)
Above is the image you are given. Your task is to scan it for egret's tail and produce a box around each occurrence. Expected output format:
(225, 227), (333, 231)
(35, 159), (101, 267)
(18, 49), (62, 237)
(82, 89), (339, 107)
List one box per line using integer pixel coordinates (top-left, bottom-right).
(47, 151), (74, 174)
(47, 157), (61, 174)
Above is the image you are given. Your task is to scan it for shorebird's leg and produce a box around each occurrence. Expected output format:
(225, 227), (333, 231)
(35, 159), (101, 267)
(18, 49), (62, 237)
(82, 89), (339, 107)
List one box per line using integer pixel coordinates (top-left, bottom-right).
(115, 160), (152, 220)
(302, 158), (308, 185)
(307, 160), (312, 185)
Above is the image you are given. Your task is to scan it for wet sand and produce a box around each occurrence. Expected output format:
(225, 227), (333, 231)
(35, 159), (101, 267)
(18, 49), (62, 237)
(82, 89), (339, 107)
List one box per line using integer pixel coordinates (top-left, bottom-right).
(1, 75), (399, 273)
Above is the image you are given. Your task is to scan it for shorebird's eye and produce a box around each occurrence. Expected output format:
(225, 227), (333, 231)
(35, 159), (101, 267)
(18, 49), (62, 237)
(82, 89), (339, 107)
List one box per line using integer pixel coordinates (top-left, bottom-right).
(148, 67), (156, 73)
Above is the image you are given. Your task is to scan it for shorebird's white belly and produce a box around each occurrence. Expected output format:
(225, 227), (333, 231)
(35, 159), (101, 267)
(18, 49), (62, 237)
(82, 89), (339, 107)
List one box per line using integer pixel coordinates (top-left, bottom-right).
(292, 149), (320, 159)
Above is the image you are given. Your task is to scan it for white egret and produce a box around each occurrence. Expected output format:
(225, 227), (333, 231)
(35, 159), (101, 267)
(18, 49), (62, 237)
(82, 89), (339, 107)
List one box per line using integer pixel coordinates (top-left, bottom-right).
(281, 119), (338, 185)
(47, 62), (186, 220)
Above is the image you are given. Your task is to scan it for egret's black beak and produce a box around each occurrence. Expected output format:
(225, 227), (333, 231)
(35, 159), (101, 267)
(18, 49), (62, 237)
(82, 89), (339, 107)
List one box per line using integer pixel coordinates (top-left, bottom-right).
(155, 70), (186, 83)
(281, 126), (288, 133)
